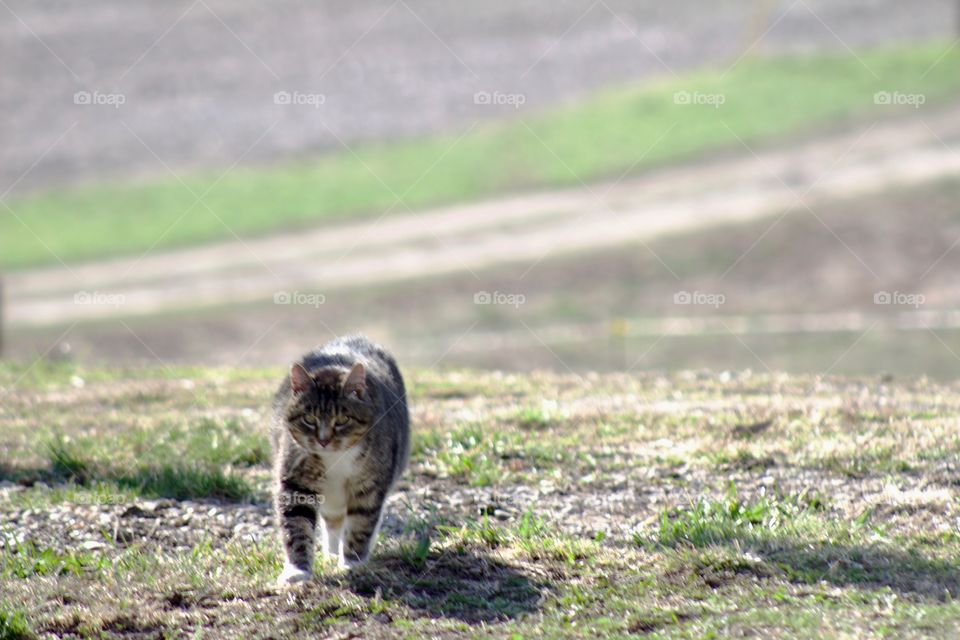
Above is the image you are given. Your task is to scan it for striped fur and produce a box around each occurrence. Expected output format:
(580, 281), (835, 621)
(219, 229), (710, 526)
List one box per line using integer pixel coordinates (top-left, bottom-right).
(270, 335), (410, 585)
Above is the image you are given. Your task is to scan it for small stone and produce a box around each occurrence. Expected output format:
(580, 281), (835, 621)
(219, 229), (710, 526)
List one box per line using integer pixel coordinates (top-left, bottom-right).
(121, 505), (152, 518)
(114, 529), (136, 544)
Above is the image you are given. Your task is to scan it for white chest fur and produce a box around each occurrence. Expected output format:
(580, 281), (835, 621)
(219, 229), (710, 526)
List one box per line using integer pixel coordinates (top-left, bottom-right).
(316, 446), (361, 517)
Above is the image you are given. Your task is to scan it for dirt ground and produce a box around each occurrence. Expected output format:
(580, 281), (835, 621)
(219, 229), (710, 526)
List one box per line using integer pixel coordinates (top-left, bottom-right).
(2, 0), (956, 192)
(2, 368), (960, 637)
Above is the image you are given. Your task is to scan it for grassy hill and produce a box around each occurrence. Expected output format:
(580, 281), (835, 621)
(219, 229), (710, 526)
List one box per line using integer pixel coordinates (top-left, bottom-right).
(3, 40), (960, 270)
(1, 364), (959, 637)
(15, 176), (959, 379)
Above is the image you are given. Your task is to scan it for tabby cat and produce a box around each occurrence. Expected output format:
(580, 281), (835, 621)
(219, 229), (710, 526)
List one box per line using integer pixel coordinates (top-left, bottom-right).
(270, 335), (410, 585)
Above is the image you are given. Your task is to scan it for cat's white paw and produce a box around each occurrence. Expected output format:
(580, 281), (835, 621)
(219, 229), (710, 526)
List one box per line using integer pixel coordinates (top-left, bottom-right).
(277, 563), (312, 586)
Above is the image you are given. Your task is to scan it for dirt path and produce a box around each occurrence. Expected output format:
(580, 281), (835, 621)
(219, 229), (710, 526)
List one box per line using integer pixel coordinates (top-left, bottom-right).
(7, 106), (960, 329)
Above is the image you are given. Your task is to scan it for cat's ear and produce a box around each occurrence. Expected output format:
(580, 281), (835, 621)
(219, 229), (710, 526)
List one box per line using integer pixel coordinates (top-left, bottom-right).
(290, 363), (312, 394)
(342, 362), (366, 398)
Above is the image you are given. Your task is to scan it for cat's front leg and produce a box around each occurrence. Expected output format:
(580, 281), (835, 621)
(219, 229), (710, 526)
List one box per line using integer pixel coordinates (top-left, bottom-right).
(321, 513), (345, 563)
(276, 481), (319, 585)
(343, 503), (385, 567)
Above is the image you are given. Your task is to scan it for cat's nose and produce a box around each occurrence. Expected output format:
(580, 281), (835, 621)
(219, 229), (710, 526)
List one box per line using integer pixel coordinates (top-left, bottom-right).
(318, 436), (332, 447)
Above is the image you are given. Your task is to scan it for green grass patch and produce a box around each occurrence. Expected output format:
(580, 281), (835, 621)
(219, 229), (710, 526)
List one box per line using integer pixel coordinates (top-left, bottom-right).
(413, 423), (566, 486)
(43, 415), (270, 472)
(37, 425), (264, 501)
(439, 510), (596, 567)
(112, 465), (255, 502)
(512, 401), (562, 430)
(639, 484), (960, 602)
(147, 416), (270, 467)
(648, 484), (829, 548)
(822, 446), (916, 478)
(4, 41), (960, 269)
(0, 607), (33, 640)
(0, 360), (278, 391)
(0, 542), (106, 580)
(1, 482), (141, 510)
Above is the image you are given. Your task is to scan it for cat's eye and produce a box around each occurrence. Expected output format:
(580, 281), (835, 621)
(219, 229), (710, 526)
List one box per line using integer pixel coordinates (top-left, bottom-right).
(333, 415), (350, 427)
(300, 415), (318, 429)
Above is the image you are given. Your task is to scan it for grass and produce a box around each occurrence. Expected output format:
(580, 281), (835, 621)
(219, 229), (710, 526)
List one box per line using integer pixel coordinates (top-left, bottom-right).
(4, 41), (960, 269)
(2, 368), (960, 637)
(37, 417), (267, 501)
(0, 607), (33, 640)
(0, 542), (107, 580)
(0, 359), (278, 391)
(413, 421), (568, 487)
(28, 174), (959, 382)
(648, 484), (830, 549)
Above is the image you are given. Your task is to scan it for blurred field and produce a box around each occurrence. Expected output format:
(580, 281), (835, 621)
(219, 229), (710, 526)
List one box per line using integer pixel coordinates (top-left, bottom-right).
(5, 3), (960, 639)
(11, 173), (960, 378)
(3, 41), (960, 270)
(2, 367), (959, 637)
(4, 0), (954, 193)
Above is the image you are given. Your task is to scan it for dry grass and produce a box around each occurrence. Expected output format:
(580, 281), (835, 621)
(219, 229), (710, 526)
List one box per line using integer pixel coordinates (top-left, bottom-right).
(1, 364), (960, 638)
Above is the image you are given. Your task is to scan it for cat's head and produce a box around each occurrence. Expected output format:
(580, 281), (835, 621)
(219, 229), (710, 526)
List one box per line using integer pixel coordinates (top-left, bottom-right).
(284, 361), (374, 453)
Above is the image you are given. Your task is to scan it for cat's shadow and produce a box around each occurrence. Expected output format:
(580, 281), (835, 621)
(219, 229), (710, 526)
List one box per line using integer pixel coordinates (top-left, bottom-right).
(318, 547), (547, 623)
